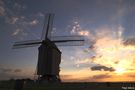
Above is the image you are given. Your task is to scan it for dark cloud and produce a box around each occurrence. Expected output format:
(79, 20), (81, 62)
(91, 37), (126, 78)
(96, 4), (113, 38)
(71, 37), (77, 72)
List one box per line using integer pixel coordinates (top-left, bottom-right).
(60, 74), (112, 82)
(92, 74), (111, 79)
(0, 72), (25, 80)
(14, 69), (22, 73)
(128, 74), (135, 78)
(0, 72), (14, 80)
(124, 37), (135, 46)
(0, 67), (23, 80)
(0, 67), (22, 73)
(91, 65), (115, 72)
(0, 68), (12, 73)
(127, 73), (135, 78)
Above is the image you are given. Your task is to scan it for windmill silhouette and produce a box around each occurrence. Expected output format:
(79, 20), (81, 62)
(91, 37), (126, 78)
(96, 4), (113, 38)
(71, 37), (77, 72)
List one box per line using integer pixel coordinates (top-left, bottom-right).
(13, 13), (84, 82)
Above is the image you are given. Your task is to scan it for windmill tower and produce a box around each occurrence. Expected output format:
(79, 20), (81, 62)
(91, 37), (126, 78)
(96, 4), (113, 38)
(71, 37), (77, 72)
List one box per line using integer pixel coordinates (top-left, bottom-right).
(13, 14), (84, 82)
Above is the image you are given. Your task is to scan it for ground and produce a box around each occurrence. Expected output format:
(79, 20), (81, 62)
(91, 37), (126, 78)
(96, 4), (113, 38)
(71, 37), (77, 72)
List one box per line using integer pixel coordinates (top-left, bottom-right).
(0, 80), (135, 90)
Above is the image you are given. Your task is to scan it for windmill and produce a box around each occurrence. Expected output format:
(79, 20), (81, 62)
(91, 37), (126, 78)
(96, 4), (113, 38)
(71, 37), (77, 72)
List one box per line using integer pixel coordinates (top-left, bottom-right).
(13, 13), (84, 82)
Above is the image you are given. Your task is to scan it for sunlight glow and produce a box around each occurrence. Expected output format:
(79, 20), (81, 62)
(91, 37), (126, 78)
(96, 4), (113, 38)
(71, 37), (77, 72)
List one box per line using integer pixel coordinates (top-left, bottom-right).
(89, 26), (135, 76)
(115, 67), (126, 75)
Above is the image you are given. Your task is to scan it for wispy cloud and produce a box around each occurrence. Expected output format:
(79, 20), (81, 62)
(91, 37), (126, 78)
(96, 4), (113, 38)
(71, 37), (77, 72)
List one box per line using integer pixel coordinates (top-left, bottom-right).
(0, 6), (5, 16)
(0, 66), (24, 80)
(0, 0), (40, 39)
(0, 67), (22, 74)
(14, 69), (22, 73)
(70, 21), (90, 36)
(29, 19), (39, 26)
(6, 16), (19, 24)
(0, 0), (5, 16)
(60, 67), (113, 82)
(92, 74), (111, 79)
(75, 58), (91, 65)
(11, 28), (22, 36)
(0, 68), (12, 73)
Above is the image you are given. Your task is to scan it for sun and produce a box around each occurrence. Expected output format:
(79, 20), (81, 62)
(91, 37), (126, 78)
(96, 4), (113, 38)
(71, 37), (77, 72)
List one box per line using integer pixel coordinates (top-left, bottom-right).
(115, 67), (126, 75)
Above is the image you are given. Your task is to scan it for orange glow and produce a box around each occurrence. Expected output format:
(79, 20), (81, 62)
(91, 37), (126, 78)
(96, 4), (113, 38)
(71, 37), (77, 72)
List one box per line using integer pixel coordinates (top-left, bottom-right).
(90, 26), (135, 76)
(115, 67), (126, 75)
(61, 26), (135, 82)
(60, 26), (135, 82)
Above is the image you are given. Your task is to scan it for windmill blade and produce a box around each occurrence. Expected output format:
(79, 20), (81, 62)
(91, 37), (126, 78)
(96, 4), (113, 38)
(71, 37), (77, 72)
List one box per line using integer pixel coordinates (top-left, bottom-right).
(53, 39), (84, 43)
(54, 40), (84, 46)
(13, 41), (41, 46)
(12, 44), (40, 49)
(51, 36), (84, 46)
(51, 36), (84, 41)
(13, 40), (42, 49)
(41, 13), (54, 40)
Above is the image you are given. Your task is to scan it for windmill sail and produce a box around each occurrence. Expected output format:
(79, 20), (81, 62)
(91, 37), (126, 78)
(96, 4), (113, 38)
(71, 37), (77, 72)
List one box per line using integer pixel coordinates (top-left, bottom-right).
(54, 40), (84, 46)
(41, 13), (54, 40)
(13, 40), (42, 48)
(51, 36), (84, 46)
(13, 44), (40, 49)
(51, 36), (84, 41)
(13, 35), (84, 48)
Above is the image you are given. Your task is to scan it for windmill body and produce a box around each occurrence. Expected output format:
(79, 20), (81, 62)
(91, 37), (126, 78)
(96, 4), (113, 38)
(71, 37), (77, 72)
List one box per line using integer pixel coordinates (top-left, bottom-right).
(37, 39), (61, 81)
(13, 13), (84, 82)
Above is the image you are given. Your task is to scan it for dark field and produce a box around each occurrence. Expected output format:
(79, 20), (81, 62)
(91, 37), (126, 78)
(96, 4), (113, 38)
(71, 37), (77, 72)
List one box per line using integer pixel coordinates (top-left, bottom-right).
(0, 80), (135, 90)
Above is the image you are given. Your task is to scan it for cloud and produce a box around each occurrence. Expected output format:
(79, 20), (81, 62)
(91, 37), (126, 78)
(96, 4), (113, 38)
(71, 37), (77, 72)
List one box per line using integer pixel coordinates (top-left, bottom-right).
(38, 12), (44, 17)
(0, 72), (24, 80)
(6, 16), (19, 24)
(29, 19), (39, 26)
(60, 75), (80, 82)
(0, 66), (24, 80)
(12, 28), (22, 36)
(60, 75), (73, 80)
(92, 74), (111, 79)
(14, 69), (22, 73)
(0, 0), (5, 16)
(0, 68), (12, 73)
(11, 17), (19, 24)
(91, 65), (115, 72)
(0, 1), (41, 40)
(75, 58), (91, 65)
(0, 0), (21, 24)
(127, 73), (135, 78)
(78, 31), (89, 36)
(14, 2), (26, 10)
(0, 67), (22, 73)
(124, 37), (135, 46)
(65, 24), (135, 79)
(85, 25), (135, 76)
(60, 70), (112, 82)
(0, 6), (5, 16)
(70, 21), (90, 36)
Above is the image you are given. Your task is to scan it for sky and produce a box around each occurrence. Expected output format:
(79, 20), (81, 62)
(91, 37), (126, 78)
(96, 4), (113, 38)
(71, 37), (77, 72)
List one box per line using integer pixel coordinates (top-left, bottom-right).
(0, 0), (135, 82)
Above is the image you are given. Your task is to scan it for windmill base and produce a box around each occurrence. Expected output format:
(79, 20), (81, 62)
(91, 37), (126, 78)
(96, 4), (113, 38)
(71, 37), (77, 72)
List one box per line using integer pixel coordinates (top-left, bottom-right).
(37, 75), (61, 83)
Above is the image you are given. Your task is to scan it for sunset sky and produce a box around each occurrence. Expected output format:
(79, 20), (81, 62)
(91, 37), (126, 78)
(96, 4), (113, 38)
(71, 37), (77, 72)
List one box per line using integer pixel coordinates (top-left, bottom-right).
(0, 0), (135, 82)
